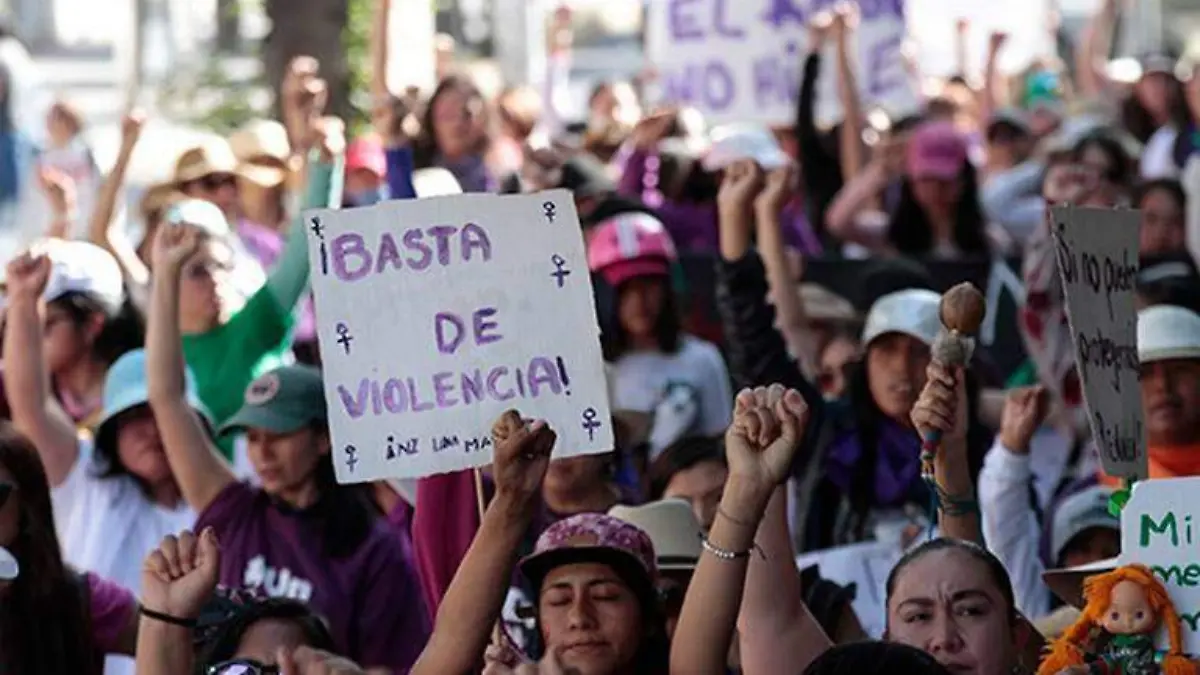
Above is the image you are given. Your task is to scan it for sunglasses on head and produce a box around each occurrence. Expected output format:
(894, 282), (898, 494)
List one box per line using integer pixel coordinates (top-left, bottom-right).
(0, 483), (15, 510)
(207, 659), (280, 675)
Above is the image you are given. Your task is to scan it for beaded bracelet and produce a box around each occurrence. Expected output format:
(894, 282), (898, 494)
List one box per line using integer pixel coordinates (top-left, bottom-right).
(699, 534), (764, 561)
(933, 482), (979, 517)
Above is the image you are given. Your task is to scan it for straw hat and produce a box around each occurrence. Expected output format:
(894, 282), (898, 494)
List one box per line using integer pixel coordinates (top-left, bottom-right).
(173, 140), (238, 185)
(228, 119), (292, 188)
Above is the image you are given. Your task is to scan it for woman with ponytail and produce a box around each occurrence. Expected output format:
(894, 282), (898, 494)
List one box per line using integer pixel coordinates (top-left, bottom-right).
(1038, 564), (1195, 675)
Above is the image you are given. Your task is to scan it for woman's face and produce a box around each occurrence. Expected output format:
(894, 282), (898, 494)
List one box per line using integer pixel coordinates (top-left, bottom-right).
(432, 88), (480, 160)
(115, 405), (173, 486)
(663, 459), (727, 531)
(1139, 188), (1186, 256)
(178, 239), (231, 333)
(246, 427), (326, 500)
(182, 175), (240, 219)
(539, 562), (644, 675)
(617, 276), (666, 343)
(0, 462), (18, 550)
(818, 335), (860, 399)
(1141, 358), (1200, 446)
(544, 454), (609, 497)
(866, 333), (930, 424)
(231, 617), (308, 667)
(46, 110), (74, 146)
(42, 302), (98, 376)
(911, 176), (963, 218)
(887, 548), (1017, 675)
(1136, 72), (1175, 124)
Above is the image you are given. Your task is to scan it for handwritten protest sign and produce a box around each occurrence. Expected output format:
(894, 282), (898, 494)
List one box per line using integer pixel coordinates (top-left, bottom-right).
(1121, 477), (1200, 653)
(1050, 206), (1147, 480)
(645, 0), (919, 126)
(304, 190), (613, 482)
(795, 540), (902, 638)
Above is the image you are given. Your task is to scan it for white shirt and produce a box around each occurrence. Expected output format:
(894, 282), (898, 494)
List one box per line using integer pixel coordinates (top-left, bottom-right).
(51, 439), (195, 675)
(608, 335), (733, 437)
(1141, 126), (1181, 180)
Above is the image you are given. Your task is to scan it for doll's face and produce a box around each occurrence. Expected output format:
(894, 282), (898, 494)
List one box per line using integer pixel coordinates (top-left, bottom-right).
(1100, 581), (1157, 635)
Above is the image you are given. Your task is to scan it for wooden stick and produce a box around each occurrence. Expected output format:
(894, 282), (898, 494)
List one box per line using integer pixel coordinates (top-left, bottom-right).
(473, 467), (506, 647)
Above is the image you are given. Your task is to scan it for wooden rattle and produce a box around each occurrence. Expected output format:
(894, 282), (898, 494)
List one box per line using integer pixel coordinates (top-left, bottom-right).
(920, 283), (986, 483)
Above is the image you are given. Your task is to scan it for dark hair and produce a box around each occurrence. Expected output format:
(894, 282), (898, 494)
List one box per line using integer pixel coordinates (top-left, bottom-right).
(887, 161), (990, 258)
(194, 596), (337, 673)
(800, 565), (859, 641)
(413, 74), (489, 168)
(1120, 71), (1190, 144)
(803, 641), (953, 675)
(840, 361), (990, 542)
(649, 435), (725, 500)
(601, 276), (682, 361)
(0, 422), (96, 674)
(1071, 132), (1135, 187)
(1134, 177), (1187, 211)
(300, 425), (377, 560)
(49, 292), (144, 367)
(885, 538), (1017, 624)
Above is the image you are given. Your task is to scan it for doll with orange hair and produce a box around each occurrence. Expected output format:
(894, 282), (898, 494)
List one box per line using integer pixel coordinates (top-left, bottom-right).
(1038, 564), (1197, 675)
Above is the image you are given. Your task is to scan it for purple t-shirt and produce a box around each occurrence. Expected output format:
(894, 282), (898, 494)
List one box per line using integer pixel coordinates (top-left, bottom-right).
(85, 572), (136, 653)
(195, 482), (431, 672)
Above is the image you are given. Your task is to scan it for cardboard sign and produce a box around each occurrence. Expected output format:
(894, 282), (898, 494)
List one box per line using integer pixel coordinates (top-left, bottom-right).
(1121, 477), (1200, 653)
(645, 0), (919, 127)
(304, 190), (613, 482)
(1050, 206), (1147, 480)
(795, 539), (903, 638)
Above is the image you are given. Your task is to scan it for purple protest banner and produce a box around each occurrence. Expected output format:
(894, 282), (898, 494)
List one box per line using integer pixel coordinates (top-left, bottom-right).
(304, 190), (613, 483)
(647, 0), (918, 126)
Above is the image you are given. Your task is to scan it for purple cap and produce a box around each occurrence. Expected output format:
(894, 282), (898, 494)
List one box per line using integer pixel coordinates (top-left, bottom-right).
(519, 513), (658, 595)
(906, 121), (968, 180)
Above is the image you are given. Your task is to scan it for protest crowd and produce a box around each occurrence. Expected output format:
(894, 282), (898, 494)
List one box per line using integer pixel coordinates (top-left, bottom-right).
(6, 0), (1200, 673)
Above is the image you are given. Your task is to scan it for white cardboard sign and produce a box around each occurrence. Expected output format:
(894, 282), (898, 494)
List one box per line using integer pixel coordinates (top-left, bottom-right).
(1121, 477), (1200, 653)
(645, 0), (919, 127)
(795, 539), (902, 638)
(304, 190), (613, 482)
(1050, 206), (1147, 481)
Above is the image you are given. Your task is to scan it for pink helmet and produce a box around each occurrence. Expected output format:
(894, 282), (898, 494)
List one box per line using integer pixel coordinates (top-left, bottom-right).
(586, 212), (677, 288)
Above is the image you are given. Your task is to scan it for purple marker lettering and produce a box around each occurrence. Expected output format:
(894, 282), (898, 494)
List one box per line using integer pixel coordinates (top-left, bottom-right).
(762, 0), (806, 29)
(486, 367), (515, 401)
(383, 378), (407, 413)
(661, 65), (698, 105)
(461, 223), (492, 262)
(337, 379), (371, 418)
(473, 307), (502, 345)
(669, 0), (704, 41)
(370, 379), (384, 414)
(428, 225), (457, 265)
(407, 377), (435, 412)
(515, 367), (527, 397)
(527, 357), (563, 397)
(434, 312), (465, 354)
(867, 36), (905, 97)
(331, 233), (371, 281)
(461, 370), (484, 404)
(703, 61), (736, 111)
(713, 0), (745, 38)
(375, 232), (403, 273)
(753, 55), (781, 107)
(433, 371), (458, 407)
(404, 228), (432, 270)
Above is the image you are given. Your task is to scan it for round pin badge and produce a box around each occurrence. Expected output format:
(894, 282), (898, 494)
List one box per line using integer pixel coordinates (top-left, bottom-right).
(245, 372), (282, 405)
(0, 546), (20, 580)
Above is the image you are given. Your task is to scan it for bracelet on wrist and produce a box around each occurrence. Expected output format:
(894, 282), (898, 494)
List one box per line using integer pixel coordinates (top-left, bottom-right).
(139, 606), (197, 628)
(699, 534), (764, 562)
(932, 482), (979, 517)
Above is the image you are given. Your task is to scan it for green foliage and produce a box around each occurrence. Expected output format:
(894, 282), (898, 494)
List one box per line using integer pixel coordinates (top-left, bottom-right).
(155, 59), (269, 135)
(343, 0), (372, 136)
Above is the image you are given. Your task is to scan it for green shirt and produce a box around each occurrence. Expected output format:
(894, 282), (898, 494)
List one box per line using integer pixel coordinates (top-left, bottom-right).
(183, 283), (293, 459)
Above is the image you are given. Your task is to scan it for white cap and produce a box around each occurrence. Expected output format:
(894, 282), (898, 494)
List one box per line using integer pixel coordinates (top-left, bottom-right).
(165, 198), (231, 238)
(1138, 305), (1200, 364)
(413, 168), (462, 198)
(39, 239), (125, 315)
(1050, 485), (1118, 564)
(608, 498), (702, 571)
(701, 124), (790, 172)
(861, 289), (941, 347)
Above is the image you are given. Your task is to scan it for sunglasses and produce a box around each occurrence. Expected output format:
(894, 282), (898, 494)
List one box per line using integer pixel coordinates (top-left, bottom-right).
(195, 174), (237, 191)
(0, 483), (15, 510)
(207, 660), (280, 675)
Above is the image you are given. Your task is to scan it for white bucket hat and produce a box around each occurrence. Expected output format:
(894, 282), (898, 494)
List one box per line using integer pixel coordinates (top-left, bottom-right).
(609, 498), (702, 571)
(861, 288), (942, 347)
(701, 124), (790, 172)
(1137, 305), (1200, 364)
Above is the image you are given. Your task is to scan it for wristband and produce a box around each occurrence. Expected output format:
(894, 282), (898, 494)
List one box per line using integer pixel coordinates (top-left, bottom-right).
(140, 606), (197, 628)
(699, 534), (764, 561)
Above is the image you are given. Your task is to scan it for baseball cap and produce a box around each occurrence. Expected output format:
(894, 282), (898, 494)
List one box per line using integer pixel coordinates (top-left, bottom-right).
(165, 199), (232, 239)
(219, 366), (327, 436)
(1138, 305), (1200, 364)
(609, 499), (702, 571)
(1050, 485), (1118, 564)
(519, 513), (658, 605)
(38, 238), (125, 315)
(861, 288), (941, 348)
(906, 121), (967, 180)
(346, 136), (387, 179)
